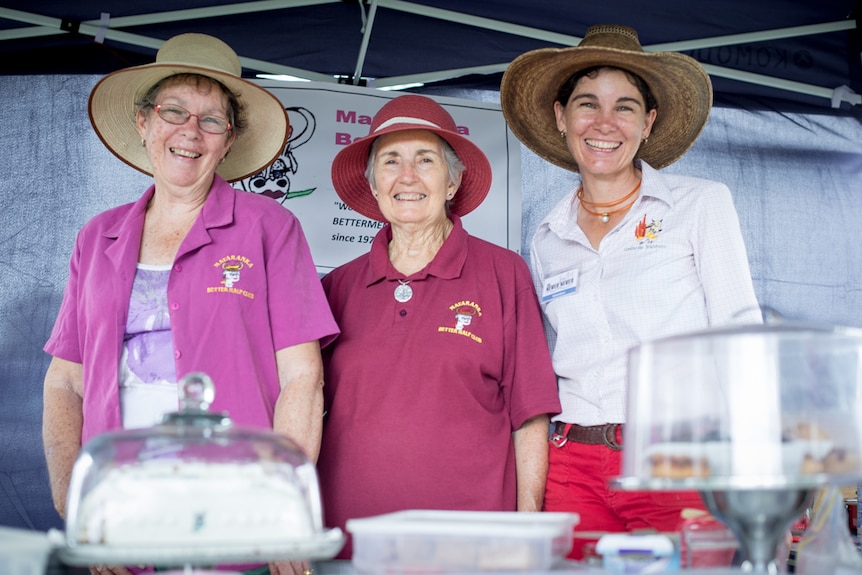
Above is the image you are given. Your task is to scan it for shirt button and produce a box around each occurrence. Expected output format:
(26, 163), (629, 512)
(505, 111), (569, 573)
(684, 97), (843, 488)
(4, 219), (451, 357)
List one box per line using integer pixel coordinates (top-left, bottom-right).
(174, 264), (183, 272)
(400, 309), (407, 317)
(174, 350), (181, 359)
(170, 302), (180, 310)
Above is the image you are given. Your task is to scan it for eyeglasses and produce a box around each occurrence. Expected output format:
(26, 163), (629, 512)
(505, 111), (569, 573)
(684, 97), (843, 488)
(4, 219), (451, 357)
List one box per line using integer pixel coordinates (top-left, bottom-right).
(153, 103), (232, 135)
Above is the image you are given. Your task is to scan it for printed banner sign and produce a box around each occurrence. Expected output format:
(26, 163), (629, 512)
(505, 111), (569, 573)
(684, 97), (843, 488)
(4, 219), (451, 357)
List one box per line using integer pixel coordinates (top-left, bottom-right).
(238, 81), (522, 274)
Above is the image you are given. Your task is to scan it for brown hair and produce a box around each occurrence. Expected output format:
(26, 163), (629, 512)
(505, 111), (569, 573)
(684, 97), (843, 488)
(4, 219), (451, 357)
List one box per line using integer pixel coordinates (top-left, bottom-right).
(556, 65), (658, 114)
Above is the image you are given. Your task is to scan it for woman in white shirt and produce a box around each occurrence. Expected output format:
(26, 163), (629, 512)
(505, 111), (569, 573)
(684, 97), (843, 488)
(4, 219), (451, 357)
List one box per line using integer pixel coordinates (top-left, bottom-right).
(500, 24), (762, 560)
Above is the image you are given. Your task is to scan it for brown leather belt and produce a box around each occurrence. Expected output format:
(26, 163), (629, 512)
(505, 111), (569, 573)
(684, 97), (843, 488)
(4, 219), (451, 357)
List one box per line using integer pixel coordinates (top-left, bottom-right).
(552, 421), (622, 451)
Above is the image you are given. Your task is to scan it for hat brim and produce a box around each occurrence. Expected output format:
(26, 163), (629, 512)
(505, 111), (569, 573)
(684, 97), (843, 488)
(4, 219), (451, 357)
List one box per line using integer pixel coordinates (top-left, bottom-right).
(89, 63), (289, 182)
(330, 123), (493, 222)
(500, 45), (712, 172)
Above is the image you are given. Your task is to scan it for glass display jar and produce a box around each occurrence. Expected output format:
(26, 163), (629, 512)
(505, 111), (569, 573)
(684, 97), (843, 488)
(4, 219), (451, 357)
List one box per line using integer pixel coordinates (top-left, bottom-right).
(615, 322), (862, 490)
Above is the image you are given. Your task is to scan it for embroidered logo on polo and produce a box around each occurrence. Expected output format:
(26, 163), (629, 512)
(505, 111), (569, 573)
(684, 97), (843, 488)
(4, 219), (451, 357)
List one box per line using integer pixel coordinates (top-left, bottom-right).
(437, 300), (483, 343)
(629, 214), (662, 249)
(206, 255), (256, 299)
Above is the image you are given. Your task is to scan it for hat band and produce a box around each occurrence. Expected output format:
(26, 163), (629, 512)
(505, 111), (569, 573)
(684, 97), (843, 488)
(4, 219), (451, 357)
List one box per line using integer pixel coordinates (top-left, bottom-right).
(374, 116), (442, 133)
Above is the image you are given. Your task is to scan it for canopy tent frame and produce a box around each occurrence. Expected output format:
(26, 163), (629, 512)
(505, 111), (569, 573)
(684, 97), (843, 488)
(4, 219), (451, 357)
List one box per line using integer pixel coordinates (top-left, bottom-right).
(0, 1), (858, 107)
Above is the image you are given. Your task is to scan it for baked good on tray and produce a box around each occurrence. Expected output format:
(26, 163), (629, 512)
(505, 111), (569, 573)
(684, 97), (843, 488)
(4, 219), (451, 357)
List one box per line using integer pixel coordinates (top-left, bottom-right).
(823, 448), (862, 475)
(648, 454), (711, 479)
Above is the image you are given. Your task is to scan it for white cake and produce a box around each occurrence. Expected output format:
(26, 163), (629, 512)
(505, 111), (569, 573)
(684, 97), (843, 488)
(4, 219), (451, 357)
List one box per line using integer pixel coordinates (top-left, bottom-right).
(75, 460), (315, 546)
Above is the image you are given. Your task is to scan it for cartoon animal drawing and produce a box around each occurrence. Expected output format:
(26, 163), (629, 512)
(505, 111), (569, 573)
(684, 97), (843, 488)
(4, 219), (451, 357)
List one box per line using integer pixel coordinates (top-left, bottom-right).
(454, 306), (475, 331)
(221, 262), (243, 288)
(645, 219), (662, 239)
(237, 106), (317, 202)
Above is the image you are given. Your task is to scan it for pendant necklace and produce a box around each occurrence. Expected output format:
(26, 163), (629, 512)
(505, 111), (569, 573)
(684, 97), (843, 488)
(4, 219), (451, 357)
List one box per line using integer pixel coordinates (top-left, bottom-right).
(578, 180), (642, 223)
(394, 279), (413, 303)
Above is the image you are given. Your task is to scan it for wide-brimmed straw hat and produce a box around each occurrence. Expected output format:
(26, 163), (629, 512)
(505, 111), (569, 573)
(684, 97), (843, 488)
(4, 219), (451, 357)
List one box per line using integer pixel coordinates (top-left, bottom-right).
(88, 33), (288, 182)
(330, 94), (492, 222)
(500, 24), (712, 172)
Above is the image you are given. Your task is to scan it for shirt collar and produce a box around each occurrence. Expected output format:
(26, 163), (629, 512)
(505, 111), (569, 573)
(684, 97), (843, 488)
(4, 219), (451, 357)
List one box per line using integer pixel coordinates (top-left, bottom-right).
(198, 174), (236, 228)
(102, 176), (235, 265)
(366, 214), (468, 286)
(542, 160), (673, 239)
(638, 160), (674, 208)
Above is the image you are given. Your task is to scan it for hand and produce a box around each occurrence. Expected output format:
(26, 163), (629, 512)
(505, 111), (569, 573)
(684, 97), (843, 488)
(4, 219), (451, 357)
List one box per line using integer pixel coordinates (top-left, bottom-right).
(89, 565), (135, 575)
(268, 559), (312, 575)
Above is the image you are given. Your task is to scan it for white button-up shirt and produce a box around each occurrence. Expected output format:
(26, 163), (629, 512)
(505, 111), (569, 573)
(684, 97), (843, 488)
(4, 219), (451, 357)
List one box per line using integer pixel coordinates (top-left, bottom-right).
(531, 162), (761, 426)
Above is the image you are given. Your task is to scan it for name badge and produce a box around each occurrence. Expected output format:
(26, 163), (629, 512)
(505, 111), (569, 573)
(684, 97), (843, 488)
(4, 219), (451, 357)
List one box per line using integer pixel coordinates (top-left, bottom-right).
(541, 269), (579, 303)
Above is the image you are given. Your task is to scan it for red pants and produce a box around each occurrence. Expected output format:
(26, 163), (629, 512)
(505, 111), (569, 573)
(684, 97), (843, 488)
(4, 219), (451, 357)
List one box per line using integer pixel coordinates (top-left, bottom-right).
(543, 426), (707, 560)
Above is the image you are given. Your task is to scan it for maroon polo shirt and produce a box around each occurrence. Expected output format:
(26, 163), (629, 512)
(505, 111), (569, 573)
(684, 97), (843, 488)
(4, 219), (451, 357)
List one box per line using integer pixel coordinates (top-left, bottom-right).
(317, 215), (561, 558)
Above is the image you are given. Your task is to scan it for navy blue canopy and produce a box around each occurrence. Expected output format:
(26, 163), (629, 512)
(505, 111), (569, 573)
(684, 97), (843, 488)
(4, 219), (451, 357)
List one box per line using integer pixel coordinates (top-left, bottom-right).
(0, 0), (859, 114)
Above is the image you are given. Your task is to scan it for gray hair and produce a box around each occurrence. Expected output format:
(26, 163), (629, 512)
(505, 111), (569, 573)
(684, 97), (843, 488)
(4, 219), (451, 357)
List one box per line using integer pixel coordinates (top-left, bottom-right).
(365, 132), (465, 191)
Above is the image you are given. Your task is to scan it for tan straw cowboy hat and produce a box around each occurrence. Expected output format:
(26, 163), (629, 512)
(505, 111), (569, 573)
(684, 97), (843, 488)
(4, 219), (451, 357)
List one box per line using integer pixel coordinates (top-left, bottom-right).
(500, 24), (713, 172)
(88, 33), (288, 182)
(330, 94), (492, 222)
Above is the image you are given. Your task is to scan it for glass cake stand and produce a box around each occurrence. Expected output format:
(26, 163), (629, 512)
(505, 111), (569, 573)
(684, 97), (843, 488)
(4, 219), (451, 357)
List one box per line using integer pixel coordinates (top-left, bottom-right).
(612, 322), (862, 573)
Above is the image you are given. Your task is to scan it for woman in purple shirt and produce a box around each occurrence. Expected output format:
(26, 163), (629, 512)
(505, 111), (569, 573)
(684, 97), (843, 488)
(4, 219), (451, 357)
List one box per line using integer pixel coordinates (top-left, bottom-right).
(42, 33), (337, 575)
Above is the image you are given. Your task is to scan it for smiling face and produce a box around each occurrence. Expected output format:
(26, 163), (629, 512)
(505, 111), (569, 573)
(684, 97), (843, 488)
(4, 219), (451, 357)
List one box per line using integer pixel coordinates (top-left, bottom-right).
(554, 67), (656, 179)
(136, 76), (237, 191)
(369, 129), (460, 228)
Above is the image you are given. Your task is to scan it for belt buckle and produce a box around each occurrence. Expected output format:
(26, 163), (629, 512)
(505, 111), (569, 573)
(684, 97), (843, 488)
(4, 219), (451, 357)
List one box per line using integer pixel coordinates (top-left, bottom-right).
(602, 424), (621, 451)
(551, 432), (568, 448)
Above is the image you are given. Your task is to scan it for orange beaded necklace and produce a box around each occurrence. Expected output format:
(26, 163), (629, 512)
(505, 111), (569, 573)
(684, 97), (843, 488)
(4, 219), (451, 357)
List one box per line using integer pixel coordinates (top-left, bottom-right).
(577, 180), (642, 223)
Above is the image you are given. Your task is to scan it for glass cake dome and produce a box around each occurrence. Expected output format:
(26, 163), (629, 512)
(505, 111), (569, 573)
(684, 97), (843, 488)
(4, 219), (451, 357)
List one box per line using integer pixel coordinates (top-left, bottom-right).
(614, 321), (862, 490)
(60, 372), (344, 567)
(611, 321), (862, 572)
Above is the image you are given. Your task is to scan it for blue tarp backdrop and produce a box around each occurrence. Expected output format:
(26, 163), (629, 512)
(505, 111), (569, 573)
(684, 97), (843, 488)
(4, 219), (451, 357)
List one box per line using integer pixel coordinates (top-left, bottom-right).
(1, 74), (861, 532)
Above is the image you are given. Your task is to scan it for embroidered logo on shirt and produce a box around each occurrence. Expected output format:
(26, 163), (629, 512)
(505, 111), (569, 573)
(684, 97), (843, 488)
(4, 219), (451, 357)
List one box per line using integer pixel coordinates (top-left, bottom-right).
(206, 255), (256, 299)
(634, 213), (663, 243)
(437, 300), (483, 343)
(221, 262), (244, 287)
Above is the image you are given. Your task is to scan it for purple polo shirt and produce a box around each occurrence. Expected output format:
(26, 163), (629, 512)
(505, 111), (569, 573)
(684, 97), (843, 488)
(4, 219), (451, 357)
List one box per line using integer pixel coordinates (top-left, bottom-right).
(45, 176), (339, 444)
(317, 215), (561, 558)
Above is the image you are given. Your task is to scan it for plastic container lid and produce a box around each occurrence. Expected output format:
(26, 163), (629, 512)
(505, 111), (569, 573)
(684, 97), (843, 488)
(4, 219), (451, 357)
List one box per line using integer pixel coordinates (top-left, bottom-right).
(346, 509), (579, 538)
(596, 533), (675, 556)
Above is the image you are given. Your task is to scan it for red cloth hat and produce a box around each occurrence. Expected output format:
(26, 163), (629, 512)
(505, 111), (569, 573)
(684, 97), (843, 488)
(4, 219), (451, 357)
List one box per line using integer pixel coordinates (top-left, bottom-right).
(330, 94), (492, 222)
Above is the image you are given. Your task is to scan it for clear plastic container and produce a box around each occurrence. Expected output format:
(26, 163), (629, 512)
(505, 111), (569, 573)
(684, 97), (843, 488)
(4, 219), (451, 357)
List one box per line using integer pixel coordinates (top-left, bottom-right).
(679, 515), (739, 568)
(346, 510), (579, 573)
(59, 372), (344, 567)
(614, 322), (862, 491)
(0, 527), (53, 575)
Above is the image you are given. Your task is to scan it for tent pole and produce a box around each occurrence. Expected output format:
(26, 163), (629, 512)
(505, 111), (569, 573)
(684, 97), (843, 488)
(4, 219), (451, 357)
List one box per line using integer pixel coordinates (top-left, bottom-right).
(646, 21), (857, 52)
(0, 4), (335, 81)
(703, 63), (862, 106)
(378, 0), (581, 45)
(0, 1), (338, 38)
(352, 0), (379, 85)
